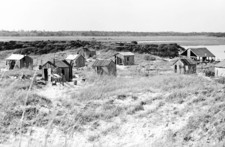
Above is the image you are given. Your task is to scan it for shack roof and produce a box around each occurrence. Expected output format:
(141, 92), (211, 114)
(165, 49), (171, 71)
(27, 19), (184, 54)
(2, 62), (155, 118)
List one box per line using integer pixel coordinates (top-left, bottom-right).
(215, 60), (225, 68)
(189, 48), (215, 57)
(54, 60), (70, 68)
(43, 59), (70, 68)
(92, 59), (113, 67)
(173, 57), (196, 65)
(116, 52), (134, 56)
(6, 54), (25, 60)
(66, 54), (80, 60)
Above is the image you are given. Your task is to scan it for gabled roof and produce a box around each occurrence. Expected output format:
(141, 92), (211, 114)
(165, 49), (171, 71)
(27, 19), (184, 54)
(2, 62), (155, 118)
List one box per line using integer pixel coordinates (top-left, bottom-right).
(92, 59), (113, 67)
(215, 60), (225, 68)
(76, 47), (96, 54)
(43, 59), (70, 68)
(66, 54), (80, 60)
(6, 54), (25, 60)
(77, 48), (90, 52)
(189, 48), (215, 57)
(54, 60), (70, 68)
(173, 57), (196, 65)
(115, 52), (134, 56)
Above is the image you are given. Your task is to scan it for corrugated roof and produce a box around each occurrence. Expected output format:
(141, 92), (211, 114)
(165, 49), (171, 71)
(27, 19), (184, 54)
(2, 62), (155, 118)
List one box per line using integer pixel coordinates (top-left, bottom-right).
(66, 55), (80, 60)
(189, 48), (215, 57)
(92, 59), (113, 67)
(6, 54), (25, 60)
(117, 52), (134, 56)
(215, 60), (225, 68)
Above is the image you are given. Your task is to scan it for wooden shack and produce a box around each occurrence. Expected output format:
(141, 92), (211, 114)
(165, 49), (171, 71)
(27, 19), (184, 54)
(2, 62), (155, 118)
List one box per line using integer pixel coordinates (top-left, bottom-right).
(215, 60), (225, 77)
(77, 47), (96, 58)
(6, 54), (33, 70)
(173, 57), (196, 74)
(66, 54), (85, 68)
(42, 59), (72, 82)
(114, 52), (135, 65)
(92, 59), (116, 76)
(180, 48), (215, 63)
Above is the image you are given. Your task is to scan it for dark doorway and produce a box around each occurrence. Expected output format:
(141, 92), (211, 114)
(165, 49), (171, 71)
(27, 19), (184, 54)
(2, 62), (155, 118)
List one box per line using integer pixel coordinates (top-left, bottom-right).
(9, 61), (16, 69)
(174, 65), (177, 73)
(97, 67), (103, 75)
(202, 57), (207, 62)
(117, 57), (122, 65)
(44, 69), (48, 81)
(62, 69), (65, 75)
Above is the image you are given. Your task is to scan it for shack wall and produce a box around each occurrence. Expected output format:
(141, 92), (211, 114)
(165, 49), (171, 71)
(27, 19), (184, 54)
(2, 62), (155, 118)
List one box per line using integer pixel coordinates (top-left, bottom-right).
(215, 67), (225, 77)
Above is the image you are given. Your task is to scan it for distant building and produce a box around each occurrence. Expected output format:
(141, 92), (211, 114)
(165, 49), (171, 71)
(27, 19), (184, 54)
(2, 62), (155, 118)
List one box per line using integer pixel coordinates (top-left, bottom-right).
(114, 52), (135, 65)
(92, 59), (117, 76)
(173, 57), (196, 74)
(215, 60), (225, 77)
(180, 48), (215, 62)
(6, 54), (33, 70)
(66, 54), (85, 68)
(77, 47), (96, 58)
(41, 59), (72, 82)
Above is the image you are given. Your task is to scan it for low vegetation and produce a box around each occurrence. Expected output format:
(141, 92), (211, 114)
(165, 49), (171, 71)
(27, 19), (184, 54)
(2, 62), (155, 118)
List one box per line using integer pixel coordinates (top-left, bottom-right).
(1, 69), (225, 146)
(0, 40), (184, 58)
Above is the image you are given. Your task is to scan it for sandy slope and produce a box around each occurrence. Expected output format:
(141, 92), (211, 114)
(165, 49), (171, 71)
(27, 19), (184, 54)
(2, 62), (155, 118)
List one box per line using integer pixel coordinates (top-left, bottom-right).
(1, 87), (196, 147)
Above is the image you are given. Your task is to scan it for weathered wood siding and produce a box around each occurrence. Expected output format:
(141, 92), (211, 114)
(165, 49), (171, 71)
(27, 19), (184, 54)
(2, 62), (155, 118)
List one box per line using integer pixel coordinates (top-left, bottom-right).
(21, 56), (33, 69)
(215, 67), (225, 77)
(94, 61), (117, 76)
(74, 56), (85, 67)
(42, 62), (71, 82)
(116, 55), (134, 65)
(174, 60), (196, 74)
(56, 67), (70, 81)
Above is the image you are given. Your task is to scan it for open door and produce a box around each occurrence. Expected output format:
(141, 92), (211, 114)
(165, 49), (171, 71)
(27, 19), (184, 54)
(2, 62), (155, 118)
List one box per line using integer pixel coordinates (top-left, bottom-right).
(9, 60), (16, 69)
(174, 65), (177, 73)
(44, 69), (48, 81)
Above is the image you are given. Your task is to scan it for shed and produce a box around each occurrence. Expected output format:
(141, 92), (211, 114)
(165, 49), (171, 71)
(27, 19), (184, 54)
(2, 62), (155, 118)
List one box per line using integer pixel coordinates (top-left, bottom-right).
(215, 60), (225, 77)
(92, 59), (117, 76)
(6, 54), (33, 70)
(180, 48), (215, 62)
(66, 54), (85, 68)
(173, 57), (196, 74)
(77, 47), (96, 58)
(114, 52), (135, 65)
(41, 59), (72, 82)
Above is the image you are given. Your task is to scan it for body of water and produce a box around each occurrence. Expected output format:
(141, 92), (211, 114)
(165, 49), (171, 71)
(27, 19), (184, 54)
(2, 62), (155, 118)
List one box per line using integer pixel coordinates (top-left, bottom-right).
(182, 45), (225, 61)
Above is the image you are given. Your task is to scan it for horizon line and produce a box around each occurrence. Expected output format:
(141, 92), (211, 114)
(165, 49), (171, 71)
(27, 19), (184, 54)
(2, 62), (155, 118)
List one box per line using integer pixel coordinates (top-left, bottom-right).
(1, 30), (225, 33)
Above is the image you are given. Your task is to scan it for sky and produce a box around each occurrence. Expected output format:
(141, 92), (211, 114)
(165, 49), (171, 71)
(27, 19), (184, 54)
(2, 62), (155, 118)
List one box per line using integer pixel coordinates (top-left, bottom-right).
(0, 0), (225, 32)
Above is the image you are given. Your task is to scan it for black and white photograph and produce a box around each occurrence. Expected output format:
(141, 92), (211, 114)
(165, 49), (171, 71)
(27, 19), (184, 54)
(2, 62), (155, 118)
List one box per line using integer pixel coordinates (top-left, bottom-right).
(0, 0), (225, 146)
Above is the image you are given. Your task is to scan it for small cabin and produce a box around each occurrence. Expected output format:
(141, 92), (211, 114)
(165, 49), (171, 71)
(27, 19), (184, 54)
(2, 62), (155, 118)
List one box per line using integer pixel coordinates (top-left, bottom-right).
(180, 48), (215, 63)
(92, 59), (116, 76)
(6, 54), (33, 70)
(77, 47), (96, 58)
(215, 60), (225, 77)
(173, 57), (196, 74)
(114, 52), (135, 65)
(41, 59), (72, 82)
(66, 54), (85, 68)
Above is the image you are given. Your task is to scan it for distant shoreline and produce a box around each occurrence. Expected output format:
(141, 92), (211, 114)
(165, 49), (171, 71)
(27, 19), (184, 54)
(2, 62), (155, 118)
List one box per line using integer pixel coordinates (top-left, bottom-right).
(0, 36), (225, 46)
